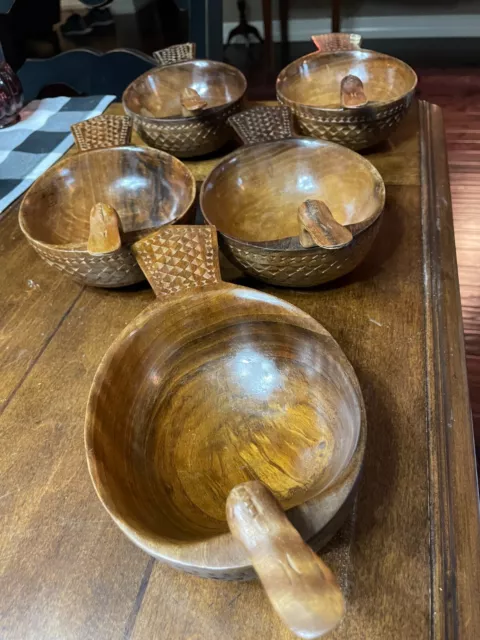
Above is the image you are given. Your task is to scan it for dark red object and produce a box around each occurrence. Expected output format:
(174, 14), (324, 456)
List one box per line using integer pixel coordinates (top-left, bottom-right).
(0, 59), (23, 127)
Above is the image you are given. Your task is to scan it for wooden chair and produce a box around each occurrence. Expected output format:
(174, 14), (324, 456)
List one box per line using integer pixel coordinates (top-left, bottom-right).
(176, 0), (223, 60)
(17, 48), (156, 102)
(262, 0), (342, 64)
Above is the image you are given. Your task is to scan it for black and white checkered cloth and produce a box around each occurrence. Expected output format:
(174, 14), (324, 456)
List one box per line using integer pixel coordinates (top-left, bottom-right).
(0, 95), (115, 214)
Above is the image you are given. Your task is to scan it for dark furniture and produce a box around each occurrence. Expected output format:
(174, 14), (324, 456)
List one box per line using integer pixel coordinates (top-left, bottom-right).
(17, 48), (156, 102)
(0, 0), (60, 70)
(178, 0), (223, 60)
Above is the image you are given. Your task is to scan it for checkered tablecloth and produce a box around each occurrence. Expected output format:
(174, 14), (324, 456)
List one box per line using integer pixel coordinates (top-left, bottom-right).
(0, 95), (115, 214)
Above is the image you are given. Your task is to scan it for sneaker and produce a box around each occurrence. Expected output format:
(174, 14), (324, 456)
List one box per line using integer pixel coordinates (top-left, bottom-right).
(86, 7), (114, 28)
(60, 14), (93, 37)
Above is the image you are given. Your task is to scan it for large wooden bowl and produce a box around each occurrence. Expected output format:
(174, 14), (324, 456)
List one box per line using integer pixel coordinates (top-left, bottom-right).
(85, 225), (366, 636)
(200, 106), (385, 287)
(122, 43), (247, 157)
(276, 33), (417, 150)
(19, 115), (195, 288)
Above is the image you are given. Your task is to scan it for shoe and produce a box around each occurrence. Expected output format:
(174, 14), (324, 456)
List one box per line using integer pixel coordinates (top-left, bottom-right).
(86, 8), (114, 28)
(60, 14), (93, 37)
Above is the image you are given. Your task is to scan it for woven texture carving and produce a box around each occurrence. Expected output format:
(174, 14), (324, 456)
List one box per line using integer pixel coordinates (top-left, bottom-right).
(133, 226), (221, 297)
(228, 105), (294, 144)
(279, 95), (413, 150)
(222, 218), (381, 287)
(71, 115), (132, 151)
(311, 33), (362, 52)
(131, 101), (242, 157)
(33, 243), (143, 288)
(153, 43), (196, 67)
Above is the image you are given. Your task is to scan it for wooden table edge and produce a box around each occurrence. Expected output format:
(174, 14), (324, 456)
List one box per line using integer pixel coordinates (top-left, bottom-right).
(420, 100), (480, 638)
(1, 99), (479, 638)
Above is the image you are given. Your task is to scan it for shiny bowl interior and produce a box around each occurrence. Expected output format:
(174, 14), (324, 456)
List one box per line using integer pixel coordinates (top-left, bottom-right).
(123, 60), (247, 119)
(201, 138), (385, 243)
(20, 146), (195, 246)
(86, 286), (362, 544)
(277, 50), (417, 109)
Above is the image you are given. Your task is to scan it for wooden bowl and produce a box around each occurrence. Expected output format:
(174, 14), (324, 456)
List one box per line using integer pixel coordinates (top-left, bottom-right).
(19, 115), (196, 288)
(85, 225), (366, 636)
(276, 33), (417, 150)
(122, 43), (247, 157)
(200, 106), (385, 287)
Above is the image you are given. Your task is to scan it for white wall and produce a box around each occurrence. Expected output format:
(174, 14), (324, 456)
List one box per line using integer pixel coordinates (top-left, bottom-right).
(223, 0), (480, 22)
(223, 0), (480, 40)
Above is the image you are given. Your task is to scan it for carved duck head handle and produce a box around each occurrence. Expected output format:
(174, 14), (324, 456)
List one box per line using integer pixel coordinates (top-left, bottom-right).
(87, 203), (122, 255)
(227, 481), (345, 639)
(180, 88), (208, 116)
(298, 200), (353, 249)
(340, 75), (368, 109)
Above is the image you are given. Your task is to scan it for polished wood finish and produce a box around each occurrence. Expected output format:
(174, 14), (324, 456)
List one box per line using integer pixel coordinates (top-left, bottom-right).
(87, 204), (122, 255)
(71, 114), (133, 151)
(201, 105), (385, 287)
(123, 43), (247, 157)
(1, 100), (479, 639)
(418, 101), (480, 638)
(417, 70), (480, 439)
(340, 75), (368, 109)
(298, 200), (354, 249)
(180, 87), (207, 115)
(277, 34), (417, 150)
(18, 117), (196, 287)
(86, 225), (365, 584)
(227, 481), (345, 638)
(311, 33), (362, 53)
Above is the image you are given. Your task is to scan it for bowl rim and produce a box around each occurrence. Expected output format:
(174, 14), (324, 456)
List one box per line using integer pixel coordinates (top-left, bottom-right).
(84, 281), (367, 573)
(276, 48), (418, 112)
(122, 59), (248, 123)
(200, 137), (386, 249)
(18, 145), (197, 253)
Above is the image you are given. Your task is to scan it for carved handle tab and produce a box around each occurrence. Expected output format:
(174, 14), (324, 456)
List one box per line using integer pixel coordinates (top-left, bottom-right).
(228, 106), (295, 145)
(71, 115), (132, 151)
(87, 203), (122, 255)
(311, 33), (362, 52)
(180, 88), (208, 116)
(132, 226), (221, 298)
(227, 481), (345, 639)
(298, 200), (353, 249)
(153, 43), (196, 66)
(340, 75), (368, 108)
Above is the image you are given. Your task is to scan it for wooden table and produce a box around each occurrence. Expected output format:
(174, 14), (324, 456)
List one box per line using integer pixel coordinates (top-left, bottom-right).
(1, 101), (479, 639)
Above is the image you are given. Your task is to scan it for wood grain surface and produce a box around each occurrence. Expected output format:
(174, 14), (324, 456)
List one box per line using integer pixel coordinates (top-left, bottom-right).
(276, 35), (417, 150)
(122, 58), (247, 157)
(417, 70), (480, 439)
(200, 107), (385, 287)
(86, 225), (365, 582)
(226, 481), (345, 638)
(0, 100), (478, 639)
(18, 143), (196, 287)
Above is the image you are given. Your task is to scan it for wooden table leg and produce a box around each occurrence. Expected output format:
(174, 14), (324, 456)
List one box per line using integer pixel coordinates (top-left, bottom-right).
(262, 0), (274, 66)
(186, 0), (223, 61)
(279, 0), (289, 66)
(332, 0), (341, 32)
